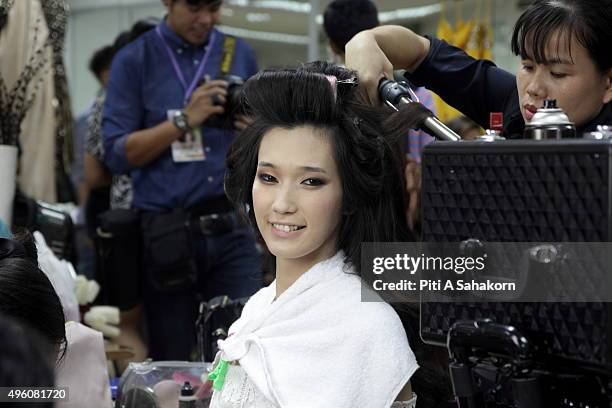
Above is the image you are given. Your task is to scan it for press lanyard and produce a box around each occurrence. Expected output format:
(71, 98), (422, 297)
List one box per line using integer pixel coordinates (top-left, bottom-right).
(155, 25), (217, 105)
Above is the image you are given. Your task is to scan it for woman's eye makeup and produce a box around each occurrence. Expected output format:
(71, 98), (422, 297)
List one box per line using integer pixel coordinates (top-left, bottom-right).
(257, 173), (277, 183)
(256, 173), (327, 187)
(302, 178), (326, 186)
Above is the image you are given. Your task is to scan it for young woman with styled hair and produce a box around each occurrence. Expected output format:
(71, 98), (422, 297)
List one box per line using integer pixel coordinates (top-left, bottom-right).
(209, 61), (425, 407)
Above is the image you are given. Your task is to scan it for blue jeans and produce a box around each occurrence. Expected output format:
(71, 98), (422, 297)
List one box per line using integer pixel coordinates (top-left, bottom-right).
(143, 222), (262, 360)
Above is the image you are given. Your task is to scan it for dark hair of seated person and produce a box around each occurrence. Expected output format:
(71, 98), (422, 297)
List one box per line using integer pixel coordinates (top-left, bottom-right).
(0, 233), (67, 361)
(0, 314), (55, 408)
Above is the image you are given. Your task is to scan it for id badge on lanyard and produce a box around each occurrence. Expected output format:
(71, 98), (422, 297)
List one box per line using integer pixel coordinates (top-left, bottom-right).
(156, 26), (217, 163)
(167, 110), (205, 162)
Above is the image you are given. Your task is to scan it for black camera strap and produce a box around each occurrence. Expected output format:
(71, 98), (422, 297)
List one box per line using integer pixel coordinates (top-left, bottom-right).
(219, 34), (237, 76)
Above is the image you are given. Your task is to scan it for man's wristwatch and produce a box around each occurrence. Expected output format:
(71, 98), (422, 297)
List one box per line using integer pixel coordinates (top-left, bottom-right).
(172, 110), (191, 132)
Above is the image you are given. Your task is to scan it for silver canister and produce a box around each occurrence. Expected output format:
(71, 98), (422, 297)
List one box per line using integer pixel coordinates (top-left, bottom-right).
(523, 99), (576, 140)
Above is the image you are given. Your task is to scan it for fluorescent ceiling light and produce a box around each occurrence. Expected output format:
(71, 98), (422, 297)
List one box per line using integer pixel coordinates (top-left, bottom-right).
(379, 4), (442, 22)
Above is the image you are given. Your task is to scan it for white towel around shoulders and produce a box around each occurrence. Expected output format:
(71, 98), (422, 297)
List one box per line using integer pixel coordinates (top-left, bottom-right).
(217, 251), (418, 408)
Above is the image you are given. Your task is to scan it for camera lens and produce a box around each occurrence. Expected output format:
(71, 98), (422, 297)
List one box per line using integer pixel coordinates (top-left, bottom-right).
(204, 75), (245, 129)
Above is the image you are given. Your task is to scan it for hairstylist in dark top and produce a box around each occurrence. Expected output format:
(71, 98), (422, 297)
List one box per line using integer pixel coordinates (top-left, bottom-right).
(345, 0), (612, 137)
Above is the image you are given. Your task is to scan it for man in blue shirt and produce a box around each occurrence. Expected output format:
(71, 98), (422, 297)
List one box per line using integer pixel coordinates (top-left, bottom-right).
(102, 0), (261, 360)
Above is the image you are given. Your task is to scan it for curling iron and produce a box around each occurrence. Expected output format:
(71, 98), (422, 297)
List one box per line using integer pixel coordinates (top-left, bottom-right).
(379, 79), (461, 142)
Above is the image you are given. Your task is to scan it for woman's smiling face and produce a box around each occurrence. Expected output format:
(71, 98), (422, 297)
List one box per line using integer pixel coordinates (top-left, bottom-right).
(252, 126), (343, 268)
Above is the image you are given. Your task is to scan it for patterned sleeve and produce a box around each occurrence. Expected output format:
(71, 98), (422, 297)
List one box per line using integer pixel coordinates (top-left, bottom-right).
(84, 91), (106, 161)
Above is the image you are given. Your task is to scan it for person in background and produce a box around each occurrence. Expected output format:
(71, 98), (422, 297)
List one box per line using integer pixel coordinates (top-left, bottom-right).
(85, 20), (159, 370)
(73, 44), (112, 210)
(83, 45), (115, 198)
(85, 19), (160, 212)
(346, 0), (612, 240)
(345, 0), (612, 136)
(83, 45), (115, 242)
(103, 0), (261, 360)
(323, 0), (435, 164)
(72, 45), (115, 280)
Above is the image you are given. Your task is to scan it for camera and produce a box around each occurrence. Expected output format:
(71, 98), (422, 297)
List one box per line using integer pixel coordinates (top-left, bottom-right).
(205, 74), (245, 130)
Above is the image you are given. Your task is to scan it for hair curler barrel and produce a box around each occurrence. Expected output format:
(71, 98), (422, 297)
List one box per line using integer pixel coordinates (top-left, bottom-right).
(378, 79), (461, 141)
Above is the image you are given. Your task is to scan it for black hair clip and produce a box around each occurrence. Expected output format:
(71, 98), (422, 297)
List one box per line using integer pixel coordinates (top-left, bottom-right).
(353, 117), (363, 128)
(0, 238), (27, 261)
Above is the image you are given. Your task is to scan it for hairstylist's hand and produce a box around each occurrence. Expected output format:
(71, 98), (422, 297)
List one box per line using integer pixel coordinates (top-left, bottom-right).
(345, 30), (394, 106)
(233, 114), (254, 131)
(185, 76), (228, 128)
